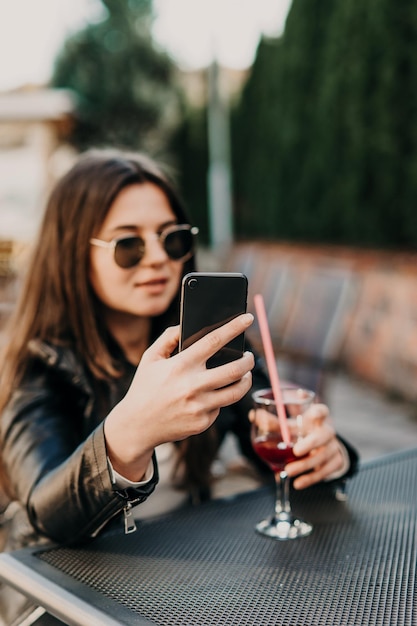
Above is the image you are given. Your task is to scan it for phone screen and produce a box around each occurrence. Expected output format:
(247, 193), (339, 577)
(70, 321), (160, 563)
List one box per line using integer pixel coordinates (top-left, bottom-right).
(179, 272), (248, 368)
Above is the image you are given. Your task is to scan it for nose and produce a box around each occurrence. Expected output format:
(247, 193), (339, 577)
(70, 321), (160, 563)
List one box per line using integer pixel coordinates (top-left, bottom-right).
(140, 233), (168, 266)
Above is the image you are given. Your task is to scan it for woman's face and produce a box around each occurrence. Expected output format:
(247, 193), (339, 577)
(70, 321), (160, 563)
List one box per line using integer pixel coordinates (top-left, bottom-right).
(89, 183), (184, 320)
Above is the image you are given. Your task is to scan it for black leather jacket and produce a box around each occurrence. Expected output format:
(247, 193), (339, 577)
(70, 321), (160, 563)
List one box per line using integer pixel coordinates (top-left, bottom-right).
(0, 339), (159, 547)
(0, 340), (159, 625)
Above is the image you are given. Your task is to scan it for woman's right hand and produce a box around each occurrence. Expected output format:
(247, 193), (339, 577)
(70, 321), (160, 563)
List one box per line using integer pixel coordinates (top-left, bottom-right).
(104, 313), (254, 481)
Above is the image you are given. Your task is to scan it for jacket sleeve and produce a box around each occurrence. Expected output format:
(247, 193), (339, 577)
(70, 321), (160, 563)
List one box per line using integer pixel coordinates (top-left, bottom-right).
(0, 375), (158, 544)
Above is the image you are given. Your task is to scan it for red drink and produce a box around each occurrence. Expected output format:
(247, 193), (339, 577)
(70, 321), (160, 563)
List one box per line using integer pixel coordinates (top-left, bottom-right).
(250, 386), (315, 539)
(253, 435), (299, 472)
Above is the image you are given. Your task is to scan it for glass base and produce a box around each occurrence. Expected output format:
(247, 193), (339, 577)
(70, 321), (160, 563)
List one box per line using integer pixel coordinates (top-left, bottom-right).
(255, 515), (313, 540)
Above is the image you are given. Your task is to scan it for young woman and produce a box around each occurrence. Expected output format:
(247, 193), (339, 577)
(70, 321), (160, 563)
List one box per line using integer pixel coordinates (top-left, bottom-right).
(0, 149), (357, 625)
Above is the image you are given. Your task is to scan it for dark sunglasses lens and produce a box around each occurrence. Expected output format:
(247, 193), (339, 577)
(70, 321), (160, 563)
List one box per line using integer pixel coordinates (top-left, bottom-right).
(114, 238), (144, 268)
(164, 229), (194, 260)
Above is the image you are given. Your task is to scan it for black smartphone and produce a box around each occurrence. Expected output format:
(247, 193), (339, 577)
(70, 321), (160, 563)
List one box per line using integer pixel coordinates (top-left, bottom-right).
(179, 272), (248, 368)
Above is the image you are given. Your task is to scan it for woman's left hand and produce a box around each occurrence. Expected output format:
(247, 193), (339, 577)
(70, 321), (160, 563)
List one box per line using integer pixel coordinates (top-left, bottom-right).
(284, 403), (347, 489)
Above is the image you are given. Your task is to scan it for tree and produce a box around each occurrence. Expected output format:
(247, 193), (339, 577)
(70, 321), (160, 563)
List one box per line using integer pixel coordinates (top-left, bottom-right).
(170, 105), (210, 242)
(232, 37), (284, 238)
(232, 0), (337, 241)
(51, 0), (184, 156)
(231, 0), (417, 248)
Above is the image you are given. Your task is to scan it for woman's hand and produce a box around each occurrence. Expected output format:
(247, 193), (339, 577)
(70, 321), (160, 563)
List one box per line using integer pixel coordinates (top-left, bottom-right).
(104, 313), (254, 481)
(284, 403), (347, 489)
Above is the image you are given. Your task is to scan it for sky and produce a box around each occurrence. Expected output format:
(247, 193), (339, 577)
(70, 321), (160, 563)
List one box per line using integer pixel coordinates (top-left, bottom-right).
(0, 0), (292, 91)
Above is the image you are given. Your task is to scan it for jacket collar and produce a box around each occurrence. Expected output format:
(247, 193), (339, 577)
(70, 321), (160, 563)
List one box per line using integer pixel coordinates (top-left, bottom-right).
(27, 339), (93, 397)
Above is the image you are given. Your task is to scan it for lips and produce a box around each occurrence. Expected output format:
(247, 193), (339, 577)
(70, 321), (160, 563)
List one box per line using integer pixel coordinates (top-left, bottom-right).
(136, 277), (169, 288)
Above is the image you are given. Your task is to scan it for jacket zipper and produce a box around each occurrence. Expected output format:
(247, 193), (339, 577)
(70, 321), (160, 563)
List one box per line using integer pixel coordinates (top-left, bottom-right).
(123, 501), (137, 534)
(89, 492), (144, 537)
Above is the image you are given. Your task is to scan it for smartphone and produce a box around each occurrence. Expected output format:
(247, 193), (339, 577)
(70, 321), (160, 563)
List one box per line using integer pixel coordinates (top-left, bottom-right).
(179, 272), (248, 368)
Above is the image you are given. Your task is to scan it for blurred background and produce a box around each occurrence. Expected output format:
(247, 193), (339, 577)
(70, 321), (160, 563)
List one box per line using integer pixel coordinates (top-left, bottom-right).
(1, 0), (417, 461)
(0, 0), (292, 244)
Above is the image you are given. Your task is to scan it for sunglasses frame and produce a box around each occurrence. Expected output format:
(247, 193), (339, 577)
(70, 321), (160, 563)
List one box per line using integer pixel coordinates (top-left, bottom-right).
(90, 224), (199, 268)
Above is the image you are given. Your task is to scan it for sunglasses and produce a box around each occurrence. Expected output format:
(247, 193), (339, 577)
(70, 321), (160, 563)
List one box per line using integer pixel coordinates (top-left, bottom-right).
(90, 224), (199, 269)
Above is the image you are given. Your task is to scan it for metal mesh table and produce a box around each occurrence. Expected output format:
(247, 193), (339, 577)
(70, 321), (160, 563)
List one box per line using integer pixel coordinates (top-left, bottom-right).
(0, 448), (416, 625)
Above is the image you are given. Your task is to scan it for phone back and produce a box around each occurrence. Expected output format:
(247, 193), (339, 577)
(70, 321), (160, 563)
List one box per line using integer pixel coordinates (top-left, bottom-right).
(179, 272), (248, 368)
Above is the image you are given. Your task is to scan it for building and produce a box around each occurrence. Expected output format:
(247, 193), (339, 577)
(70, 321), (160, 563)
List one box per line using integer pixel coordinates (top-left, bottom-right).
(0, 86), (77, 244)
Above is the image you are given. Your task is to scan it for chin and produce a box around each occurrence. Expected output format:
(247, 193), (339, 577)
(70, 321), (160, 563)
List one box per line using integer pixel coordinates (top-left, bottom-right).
(138, 298), (174, 319)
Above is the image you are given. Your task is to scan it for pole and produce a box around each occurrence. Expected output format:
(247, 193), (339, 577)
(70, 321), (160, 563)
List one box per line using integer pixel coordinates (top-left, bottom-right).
(207, 58), (234, 250)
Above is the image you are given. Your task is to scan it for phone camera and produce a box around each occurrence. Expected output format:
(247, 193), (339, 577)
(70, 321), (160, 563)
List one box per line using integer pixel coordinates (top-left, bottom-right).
(188, 278), (198, 290)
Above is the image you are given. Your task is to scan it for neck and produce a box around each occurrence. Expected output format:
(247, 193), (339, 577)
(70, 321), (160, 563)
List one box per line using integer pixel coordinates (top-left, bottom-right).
(104, 311), (151, 365)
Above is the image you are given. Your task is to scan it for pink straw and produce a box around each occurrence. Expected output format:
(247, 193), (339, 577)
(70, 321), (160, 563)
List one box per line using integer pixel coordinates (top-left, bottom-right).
(253, 293), (291, 445)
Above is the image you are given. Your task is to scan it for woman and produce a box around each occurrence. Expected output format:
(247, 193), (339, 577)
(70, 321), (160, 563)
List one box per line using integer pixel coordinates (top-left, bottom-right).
(0, 149), (357, 625)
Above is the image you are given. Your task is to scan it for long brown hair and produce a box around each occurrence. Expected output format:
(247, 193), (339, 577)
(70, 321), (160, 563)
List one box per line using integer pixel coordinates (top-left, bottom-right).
(0, 148), (195, 414)
(0, 149), (218, 500)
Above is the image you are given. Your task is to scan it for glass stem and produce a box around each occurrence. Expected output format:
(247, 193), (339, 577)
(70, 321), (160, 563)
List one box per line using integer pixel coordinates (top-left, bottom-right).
(274, 471), (291, 518)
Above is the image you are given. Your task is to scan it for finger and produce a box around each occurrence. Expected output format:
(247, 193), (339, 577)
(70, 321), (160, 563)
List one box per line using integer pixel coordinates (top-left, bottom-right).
(207, 371), (253, 410)
(286, 446), (327, 477)
(293, 421), (336, 456)
(311, 403), (329, 418)
(302, 403), (330, 428)
(203, 351), (254, 389)
(180, 313), (254, 364)
(292, 451), (345, 489)
(143, 326), (180, 360)
(250, 407), (279, 432)
(286, 438), (341, 478)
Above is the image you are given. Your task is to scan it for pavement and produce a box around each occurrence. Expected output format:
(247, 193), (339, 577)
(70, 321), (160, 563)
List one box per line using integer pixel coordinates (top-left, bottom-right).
(323, 370), (417, 461)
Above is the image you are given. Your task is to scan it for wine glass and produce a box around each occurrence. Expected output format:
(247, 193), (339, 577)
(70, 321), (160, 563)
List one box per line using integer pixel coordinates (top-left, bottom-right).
(251, 386), (315, 540)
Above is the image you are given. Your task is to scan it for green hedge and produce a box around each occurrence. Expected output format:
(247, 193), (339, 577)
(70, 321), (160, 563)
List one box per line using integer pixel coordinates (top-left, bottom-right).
(231, 0), (417, 248)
